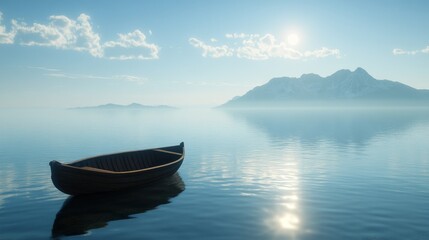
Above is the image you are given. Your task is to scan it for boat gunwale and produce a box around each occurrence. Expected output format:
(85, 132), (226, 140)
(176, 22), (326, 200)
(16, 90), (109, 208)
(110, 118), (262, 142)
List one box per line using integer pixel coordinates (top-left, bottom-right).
(56, 144), (184, 174)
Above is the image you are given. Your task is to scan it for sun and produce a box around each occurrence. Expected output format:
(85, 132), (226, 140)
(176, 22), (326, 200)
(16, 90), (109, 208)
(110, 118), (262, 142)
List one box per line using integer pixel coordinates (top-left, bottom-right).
(287, 34), (300, 46)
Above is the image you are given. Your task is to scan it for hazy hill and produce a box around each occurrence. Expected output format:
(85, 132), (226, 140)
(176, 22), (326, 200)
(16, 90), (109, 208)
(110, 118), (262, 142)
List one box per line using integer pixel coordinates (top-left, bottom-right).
(221, 68), (429, 108)
(72, 103), (175, 110)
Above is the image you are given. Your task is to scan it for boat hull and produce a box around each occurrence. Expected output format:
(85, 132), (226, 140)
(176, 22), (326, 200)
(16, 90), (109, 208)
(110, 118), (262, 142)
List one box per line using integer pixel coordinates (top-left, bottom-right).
(50, 143), (184, 195)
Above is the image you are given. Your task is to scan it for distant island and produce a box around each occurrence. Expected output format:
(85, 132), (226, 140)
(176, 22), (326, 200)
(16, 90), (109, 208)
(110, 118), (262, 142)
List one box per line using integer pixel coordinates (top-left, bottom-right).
(71, 103), (175, 110)
(220, 68), (429, 108)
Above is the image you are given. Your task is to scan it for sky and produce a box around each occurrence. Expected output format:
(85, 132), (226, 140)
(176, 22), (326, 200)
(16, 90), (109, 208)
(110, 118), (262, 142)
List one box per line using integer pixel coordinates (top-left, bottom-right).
(1, 0), (429, 108)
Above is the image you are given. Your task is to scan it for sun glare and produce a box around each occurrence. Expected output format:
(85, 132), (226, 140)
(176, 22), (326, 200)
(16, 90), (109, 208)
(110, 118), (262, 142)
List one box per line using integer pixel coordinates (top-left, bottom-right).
(287, 34), (300, 46)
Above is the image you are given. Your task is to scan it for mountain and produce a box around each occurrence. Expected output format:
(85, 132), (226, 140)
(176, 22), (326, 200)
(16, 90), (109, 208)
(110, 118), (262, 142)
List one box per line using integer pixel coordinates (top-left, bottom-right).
(72, 103), (175, 110)
(221, 68), (429, 108)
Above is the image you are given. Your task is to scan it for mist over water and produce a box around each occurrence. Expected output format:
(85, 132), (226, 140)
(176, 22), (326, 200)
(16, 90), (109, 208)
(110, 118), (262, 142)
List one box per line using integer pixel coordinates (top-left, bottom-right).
(1, 108), (429, 239)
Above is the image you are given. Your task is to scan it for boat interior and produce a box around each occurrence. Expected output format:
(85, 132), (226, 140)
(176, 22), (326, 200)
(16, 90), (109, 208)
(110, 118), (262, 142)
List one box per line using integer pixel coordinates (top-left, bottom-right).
(68, 148), (183, 172)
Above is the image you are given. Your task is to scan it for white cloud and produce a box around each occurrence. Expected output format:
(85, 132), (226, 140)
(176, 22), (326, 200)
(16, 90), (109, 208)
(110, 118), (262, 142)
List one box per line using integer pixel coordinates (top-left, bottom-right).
(304, 47), (341, 58)
(114, 75), (146, 85)
(236, 34), (306, 60)
(13, 13), (103, 57)
(28, 66), (61, 72)
(392, 48), (417, 55)
(190, 33), (340, 60)
(108, 54), (159, 60)
(48, 72), (147, 83)
(0, 11), (16, 44)
(393, 46), (429, 55)
(46, 72), (78, 79)
(36, 67), (146, 84)
(225, 33), (259, 39)
(189, 37), (234, 58)
(104, 30), (159, 60)
(0, 11), (158, 60)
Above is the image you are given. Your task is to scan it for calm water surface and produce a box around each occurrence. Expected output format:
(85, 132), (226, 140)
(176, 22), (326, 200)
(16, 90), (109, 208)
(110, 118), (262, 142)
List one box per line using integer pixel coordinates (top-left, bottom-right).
(1, 108), (429, 239)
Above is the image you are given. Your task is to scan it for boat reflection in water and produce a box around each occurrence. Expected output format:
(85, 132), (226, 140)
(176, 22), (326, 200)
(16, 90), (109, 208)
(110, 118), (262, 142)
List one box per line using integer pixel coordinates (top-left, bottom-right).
(51, 173), (185, 238)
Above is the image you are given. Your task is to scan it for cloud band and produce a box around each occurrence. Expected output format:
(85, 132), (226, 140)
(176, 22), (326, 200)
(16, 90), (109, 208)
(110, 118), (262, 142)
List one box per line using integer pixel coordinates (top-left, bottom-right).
(0, 11), (159, 60)
(189, 33), (341, 60)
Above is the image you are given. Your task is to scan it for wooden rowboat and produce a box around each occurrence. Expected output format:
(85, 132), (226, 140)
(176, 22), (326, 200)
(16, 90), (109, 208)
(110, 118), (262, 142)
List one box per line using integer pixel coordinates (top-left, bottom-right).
(50, 142), (184, 195)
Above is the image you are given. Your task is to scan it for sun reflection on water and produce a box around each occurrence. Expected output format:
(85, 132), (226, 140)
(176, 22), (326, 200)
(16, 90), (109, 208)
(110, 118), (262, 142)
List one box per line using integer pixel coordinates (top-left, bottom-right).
(263, 150), (303, 235)
(278, 213), (300, 229)
(274, 194), (300, 231)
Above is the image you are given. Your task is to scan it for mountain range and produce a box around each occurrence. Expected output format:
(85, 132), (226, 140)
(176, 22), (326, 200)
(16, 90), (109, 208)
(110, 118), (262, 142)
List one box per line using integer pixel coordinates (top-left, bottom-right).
(221, 68), (429, 108)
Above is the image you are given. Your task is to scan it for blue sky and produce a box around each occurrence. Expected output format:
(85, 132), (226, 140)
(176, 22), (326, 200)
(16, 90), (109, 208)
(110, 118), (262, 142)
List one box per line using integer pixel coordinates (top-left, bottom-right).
(1, 0), (428, 108)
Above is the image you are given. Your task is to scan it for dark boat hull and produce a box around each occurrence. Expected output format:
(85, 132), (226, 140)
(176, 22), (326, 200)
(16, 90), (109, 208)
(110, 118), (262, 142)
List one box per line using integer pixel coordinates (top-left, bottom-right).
(50, 142), (184, 195)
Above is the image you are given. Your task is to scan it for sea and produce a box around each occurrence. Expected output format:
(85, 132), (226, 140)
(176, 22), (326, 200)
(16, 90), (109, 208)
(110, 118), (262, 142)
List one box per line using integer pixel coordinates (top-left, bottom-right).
(1, 107), (429, 239)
